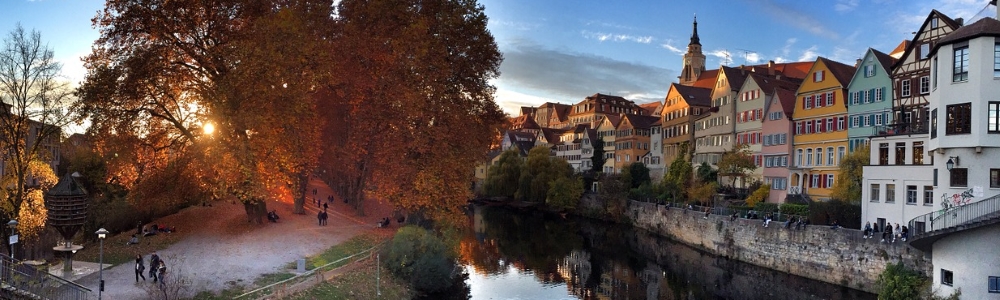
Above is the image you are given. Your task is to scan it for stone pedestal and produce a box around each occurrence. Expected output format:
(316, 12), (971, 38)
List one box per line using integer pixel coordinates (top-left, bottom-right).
(53, 243), (83, 273)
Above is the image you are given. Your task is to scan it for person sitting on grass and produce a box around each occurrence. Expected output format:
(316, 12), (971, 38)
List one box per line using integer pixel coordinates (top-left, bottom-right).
(127, 234), (139, 245)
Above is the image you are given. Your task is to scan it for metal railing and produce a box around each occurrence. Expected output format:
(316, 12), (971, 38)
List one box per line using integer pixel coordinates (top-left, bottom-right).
(907, 193), (1000, 240)
(873, 119), (929, 137)
(0, 254), (91, 300)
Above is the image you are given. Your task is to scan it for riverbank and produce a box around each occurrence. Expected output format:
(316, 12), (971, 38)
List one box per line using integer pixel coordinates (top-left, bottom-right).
(574, 197), (930, 294)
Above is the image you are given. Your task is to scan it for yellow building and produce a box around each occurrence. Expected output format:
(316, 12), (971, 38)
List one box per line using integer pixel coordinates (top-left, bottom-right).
(790, 57), (856, 201)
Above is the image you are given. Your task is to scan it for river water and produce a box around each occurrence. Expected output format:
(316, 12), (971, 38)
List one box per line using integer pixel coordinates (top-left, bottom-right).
(451, 205), (876, 300)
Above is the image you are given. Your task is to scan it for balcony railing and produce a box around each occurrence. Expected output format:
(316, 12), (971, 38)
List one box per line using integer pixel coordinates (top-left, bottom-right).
(907, 193), (1000, 241)
(873, 119), (929, 137)
(0, 254), (91, 300)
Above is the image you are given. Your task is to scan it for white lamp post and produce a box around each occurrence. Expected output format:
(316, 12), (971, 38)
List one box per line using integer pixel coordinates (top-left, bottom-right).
(7, 220), (16, 261)
(96, 228), (108, 300)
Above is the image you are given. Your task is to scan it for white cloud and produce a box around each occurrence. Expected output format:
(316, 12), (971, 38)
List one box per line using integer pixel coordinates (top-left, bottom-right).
(745, 52), (761, 64)
(835, 0), (860, 12)
(798, 45), (822, 62)
(661, 40), (685, 55)
(709, 49), (733, 66)
(581, 31), (654, 44)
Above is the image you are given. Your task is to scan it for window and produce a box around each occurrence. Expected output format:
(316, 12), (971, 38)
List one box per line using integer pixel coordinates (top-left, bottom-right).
(990, 102), (1000, 133)
(901, 79), (911, 97)
(946, 103), (972, 135)
(806, 149), (813, 166)
(826, 92), (834, 106)
(942, 269), (953, 286)
(864, 115), (871, 127)
(814, 70), (824, 82)
(875, 114), (883, 126)
(871, 184), (880, 202)
(815, 148), (822, 166)
(812, 174), (820, 188)
(919, 76), (930, 94)
(852, 116), (860, 128)
(804, 96), (813, 109)
(797, 149), (803, 167)
(995, 43), (1000, 78)
(990, 276), (1000, 293)
(886, 184), (895, 202)
(931, 108), (938, 138)
(951, 168), (968, 187)
(838, 117), (845, 130)
(924, 186), (934, 206)
(895, 143), (906, 165)
(920, 43), (931, 60)
(954, 46), (969, 82)
(838, 147), (845, 163)
(827, 147), (834, 165)
(827, 174), (834, 188)
(907, 185), (917, 204)
(875, 87), (883, 102)
(879, 143), (889, 165)
(992, 169), (1000, 188)
(865, 65), (875, 77)
(913, 142), (924, 165)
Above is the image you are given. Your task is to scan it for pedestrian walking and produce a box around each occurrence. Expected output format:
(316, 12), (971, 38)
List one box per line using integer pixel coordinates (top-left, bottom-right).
(149, 251), (160, 282)
(323, 202), (328, 211)
(318, 210), (324, 226)
(135, 254), (146, 282)
(157, 260), (167, 287)
(321, 210), (329, 226)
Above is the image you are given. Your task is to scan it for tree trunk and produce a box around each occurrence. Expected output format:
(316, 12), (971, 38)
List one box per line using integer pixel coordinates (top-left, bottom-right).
(293, 171), (308, 215)
(243, 200), (267, 224)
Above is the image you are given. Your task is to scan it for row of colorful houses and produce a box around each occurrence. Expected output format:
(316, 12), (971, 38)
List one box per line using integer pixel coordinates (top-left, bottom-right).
(486, 4), (1000, 297)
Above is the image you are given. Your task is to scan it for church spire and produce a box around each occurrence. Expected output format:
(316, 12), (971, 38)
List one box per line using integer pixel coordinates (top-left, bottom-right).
(690, 15), (700, 45)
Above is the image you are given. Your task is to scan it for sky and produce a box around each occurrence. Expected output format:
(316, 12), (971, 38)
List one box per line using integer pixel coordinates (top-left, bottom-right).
(2, 0), (997, 117)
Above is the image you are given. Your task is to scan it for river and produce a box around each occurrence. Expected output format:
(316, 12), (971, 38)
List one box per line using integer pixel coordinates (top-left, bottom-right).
(447, 204), (876, 300)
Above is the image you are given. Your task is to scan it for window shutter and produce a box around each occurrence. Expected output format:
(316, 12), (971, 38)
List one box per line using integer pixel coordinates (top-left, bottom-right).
(803, 97), (806, 109)
(821, 174), (828, 188)
(831, 91), (836, 105)
(880, 87), (886, 101)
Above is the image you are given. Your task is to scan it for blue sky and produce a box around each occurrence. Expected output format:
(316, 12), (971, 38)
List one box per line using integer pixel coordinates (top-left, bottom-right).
(2, 0), (996, 116)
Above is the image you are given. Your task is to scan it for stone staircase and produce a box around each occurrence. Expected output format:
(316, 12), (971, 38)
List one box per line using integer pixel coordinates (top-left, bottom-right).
(907, 193), (1000, 251)
(0, 254), (91, 300)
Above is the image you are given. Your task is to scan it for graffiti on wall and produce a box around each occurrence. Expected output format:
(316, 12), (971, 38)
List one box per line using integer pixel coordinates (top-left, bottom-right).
(940, 186), (983, 212)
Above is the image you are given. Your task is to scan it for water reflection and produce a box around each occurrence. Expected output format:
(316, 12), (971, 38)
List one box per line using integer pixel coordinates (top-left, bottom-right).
(457, 205), (876, 300)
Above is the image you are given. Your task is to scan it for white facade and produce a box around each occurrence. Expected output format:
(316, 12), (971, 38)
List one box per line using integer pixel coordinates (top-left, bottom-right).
(930, 223), (1000, 298)
(861, 135), (934, 229)
(648, 124), (665, 181)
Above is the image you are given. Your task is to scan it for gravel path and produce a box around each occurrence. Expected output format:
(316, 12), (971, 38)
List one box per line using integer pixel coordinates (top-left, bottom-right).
(74, 179), (379, 299)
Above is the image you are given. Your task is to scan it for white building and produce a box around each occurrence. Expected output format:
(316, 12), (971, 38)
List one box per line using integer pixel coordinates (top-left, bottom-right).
(861, 134), (934, 230)
(908, 9), (1000, 298)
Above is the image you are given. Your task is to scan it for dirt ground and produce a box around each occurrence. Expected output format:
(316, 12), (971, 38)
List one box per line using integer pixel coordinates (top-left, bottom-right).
(74, 178), (397, 299)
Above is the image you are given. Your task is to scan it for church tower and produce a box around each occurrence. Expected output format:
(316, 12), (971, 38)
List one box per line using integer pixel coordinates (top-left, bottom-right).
(678, 16), (706, 86)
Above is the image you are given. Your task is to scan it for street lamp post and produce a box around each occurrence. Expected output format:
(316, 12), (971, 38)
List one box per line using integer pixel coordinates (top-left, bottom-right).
(7, 220), (17, 261)
(96, 228), (108, 300)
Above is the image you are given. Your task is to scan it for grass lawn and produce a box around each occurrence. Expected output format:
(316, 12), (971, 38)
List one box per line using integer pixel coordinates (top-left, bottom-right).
(286, 259), (411, 300)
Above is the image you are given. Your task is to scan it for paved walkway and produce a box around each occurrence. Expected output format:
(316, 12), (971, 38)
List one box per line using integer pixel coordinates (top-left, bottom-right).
(72, 178), (374, 299)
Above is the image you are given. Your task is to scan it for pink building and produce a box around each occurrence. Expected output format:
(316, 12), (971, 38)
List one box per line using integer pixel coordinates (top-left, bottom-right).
(760, 87), (797, 203)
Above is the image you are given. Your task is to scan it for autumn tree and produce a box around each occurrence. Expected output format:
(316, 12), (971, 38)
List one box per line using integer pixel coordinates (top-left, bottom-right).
(321, 0), (505, 226)
(0, 25), (75, 255)
(662, 143), (693, 201)
(745, 184), (770, 208)
(687, 180), (718, 206)
(78, 0), (333, 223)
(832, 144), (869, 204)
(717, 143), (756, 188)
(483, 149), (522, 199)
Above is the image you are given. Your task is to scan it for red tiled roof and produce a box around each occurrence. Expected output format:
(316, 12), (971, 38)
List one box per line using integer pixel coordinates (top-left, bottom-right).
(748, 73), (802, 96)
(691, 69), (719, 89)
(622, 114), (660, 129)
(638, 101), (663, 116)
(720, 66), (750, 91)
(889, 40), (910, 58)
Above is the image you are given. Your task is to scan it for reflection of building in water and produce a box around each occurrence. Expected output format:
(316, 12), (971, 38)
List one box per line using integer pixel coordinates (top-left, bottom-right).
(559, 250), (592, 298)
(640, 262), (663, 300)
(596, 262), (633, 300)
(473, 204), (486, 242)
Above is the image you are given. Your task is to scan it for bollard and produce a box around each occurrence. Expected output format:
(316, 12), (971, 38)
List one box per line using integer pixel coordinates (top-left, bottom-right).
(297, 258), (306, 273)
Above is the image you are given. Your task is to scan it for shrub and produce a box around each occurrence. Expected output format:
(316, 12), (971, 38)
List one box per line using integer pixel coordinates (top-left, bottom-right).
(876, 263), (927, 300)
(745, 184), (770, 208)
(754, 203), (778, 213)
(382, 226), (457, 293)
(779, 203), (810, 216)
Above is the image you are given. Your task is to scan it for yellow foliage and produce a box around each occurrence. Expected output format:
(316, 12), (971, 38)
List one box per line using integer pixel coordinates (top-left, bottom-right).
(18, 190), (47, 241)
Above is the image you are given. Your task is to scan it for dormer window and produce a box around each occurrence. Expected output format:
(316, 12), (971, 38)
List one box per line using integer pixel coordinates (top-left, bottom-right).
(813, 70), (825, 82)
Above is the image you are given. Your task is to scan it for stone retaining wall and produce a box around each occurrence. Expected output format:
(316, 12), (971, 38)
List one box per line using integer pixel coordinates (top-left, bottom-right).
(623, 200), (931, 293)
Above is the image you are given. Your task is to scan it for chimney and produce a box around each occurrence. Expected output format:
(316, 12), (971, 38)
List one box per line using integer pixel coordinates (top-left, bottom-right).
(767, 60), (775, 75)
(855, 58), (863, 68)
(740, 64), (747, 75)
(955, 18), (964, 26)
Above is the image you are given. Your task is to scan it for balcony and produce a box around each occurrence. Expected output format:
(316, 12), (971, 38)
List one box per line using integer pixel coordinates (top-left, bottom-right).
(873, 119), (929, 137)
